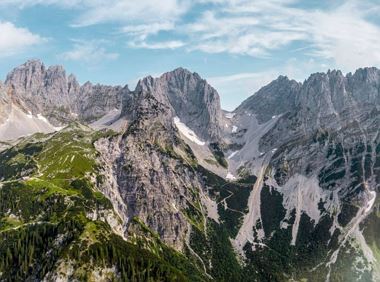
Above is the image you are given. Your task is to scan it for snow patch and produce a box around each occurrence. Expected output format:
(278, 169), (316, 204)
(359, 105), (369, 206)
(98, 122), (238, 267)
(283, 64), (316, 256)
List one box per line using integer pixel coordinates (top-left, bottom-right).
(0, 106), (63, 141)
(173, 116), (205, 146)
(228, 151), (239, 159)
(226, 172), (236, 180)
(225, 112), (235, 119)
(232, 126), (238, 133)
(37, 114), (49, 123)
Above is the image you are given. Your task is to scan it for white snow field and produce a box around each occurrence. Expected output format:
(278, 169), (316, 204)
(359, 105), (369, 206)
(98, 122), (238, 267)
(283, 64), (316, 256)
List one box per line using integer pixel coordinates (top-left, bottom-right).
(173, 116), (205, 146)
(0, 105), (61, 141)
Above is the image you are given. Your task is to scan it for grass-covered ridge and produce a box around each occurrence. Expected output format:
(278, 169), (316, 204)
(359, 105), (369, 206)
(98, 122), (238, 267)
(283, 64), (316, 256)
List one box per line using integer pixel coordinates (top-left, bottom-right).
(0, 124), (208, 281)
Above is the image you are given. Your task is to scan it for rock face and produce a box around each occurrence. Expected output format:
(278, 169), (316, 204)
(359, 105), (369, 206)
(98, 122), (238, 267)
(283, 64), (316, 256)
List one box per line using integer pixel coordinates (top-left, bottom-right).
(0, 81), (10, 124)
(236, 75), (301, 123)
(4, 60), (127, 125)
(0, 61), (379, 281)
(122, 68), (225, 141)
(296, 68), (380, 131)
(228, 67), (380, 281)
(98, 75), (216, 250)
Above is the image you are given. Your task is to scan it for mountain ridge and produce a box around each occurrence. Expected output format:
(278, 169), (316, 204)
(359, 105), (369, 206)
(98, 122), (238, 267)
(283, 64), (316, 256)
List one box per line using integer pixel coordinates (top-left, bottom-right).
(0, 60), (379, 281)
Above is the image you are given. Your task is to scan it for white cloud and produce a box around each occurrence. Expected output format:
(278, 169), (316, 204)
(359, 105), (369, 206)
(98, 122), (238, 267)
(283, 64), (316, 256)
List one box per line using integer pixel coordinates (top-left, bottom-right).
(304, 2), (380, 70)
(1, 0), (190, 28)
(185, 0), (307, 56)
(121, 22), (175, 40)
(2, 0), (380, 70)
(0, 0), (84, 8)
(60, 40), (119, 63)
(129, 40), (185, 50)
(0, 21), (45, 57)
(71, 0), (190, 27)
(185, 0), (380, 70)
(3, 0), (190, 51)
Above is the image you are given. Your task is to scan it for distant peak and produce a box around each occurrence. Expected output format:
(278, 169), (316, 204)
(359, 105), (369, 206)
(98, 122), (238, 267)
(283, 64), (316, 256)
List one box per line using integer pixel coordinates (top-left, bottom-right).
(24, 59), (44, 67)
(9, 59), (45, 73)
(47, 65), (65, 72)
(352, 67), (380, 80)
(170, 67), (192, 74)
(277, 75), (289, 81)
(267, 75), (299, 87)
(10, 60), (67, 76)
(68, 73), (77, 81)
(161, 67), (202, 81)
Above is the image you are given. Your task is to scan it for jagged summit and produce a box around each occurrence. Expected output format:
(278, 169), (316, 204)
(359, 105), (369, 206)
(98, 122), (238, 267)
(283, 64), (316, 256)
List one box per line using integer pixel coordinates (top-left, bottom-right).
(0, 60), (379, 281)
(238, 67), (380, 125)
(123, 66), (224, 141)
(2, 60), (126, 127)
(236, 74), (301, 123)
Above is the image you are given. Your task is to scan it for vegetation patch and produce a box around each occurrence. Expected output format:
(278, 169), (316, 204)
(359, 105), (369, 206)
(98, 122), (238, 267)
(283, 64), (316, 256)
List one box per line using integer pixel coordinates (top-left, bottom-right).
(209, 143), (228, 168)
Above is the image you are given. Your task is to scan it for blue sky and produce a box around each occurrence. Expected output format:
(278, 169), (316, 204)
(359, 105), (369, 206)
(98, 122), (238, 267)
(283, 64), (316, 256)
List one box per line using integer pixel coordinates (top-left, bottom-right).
(0, 0), (379, 110)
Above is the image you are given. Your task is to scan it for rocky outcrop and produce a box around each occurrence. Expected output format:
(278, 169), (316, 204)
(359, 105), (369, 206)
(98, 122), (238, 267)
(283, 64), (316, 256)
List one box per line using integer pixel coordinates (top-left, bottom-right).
(122, 68), (225, 141)
(98, 87), (208, 250)
(4, 60), (126, 125)
(236, 75), (301, 123)
(74, 83), (129, 123)
(229, 68), (380, 281)
(0, 82), (10, 124)
(1, 60), (380, 280)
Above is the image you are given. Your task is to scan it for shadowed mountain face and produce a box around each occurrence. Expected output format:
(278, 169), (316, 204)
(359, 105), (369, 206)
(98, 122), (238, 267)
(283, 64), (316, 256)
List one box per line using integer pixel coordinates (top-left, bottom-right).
(0, 61), (379, 281)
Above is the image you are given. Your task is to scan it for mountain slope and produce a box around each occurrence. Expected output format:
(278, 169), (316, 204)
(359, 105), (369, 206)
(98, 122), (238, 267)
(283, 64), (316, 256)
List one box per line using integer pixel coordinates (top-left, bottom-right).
(0, 124), (208, 281)
(0, 61), (379, 281)
(227, 68), (380, 281)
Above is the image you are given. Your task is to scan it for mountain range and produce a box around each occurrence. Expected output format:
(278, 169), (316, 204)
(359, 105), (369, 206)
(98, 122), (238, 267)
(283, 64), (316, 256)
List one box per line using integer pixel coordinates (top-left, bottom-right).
(0, 59), (379, 281)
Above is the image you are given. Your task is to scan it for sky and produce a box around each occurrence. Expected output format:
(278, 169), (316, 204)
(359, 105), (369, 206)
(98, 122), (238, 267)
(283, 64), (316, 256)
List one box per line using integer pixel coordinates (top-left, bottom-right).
(0, 0), (379, 110)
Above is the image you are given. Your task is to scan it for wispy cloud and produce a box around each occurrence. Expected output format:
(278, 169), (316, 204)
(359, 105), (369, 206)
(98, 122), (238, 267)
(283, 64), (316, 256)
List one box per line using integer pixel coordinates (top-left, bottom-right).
(129, 40), (185, 50)
(121, 22), (175, 40)
(71, 0), (190, 27)
(185, 0), (380, 70)
(304, 1), (380, 70)
(3, 0), (380, 71)
(0, 0), (84, 8)
(60, 40), (119, 64)
(0, 21), (45, 57)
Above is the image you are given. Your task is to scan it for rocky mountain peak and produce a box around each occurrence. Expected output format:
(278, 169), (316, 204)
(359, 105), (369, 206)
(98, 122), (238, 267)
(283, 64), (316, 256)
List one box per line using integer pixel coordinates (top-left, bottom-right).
(160, 67), (202, 84)
(134, 76), (157, 96)
(160, 68), (224, 141)
(352, 67), (380, 82)
(237, 74), (301, 123)
(122, 67), (224, 141)
(5, 59), (46, 93)
(67, 74), (80, 96)
(239, 67), (380, 127)
(2, 60), (125, 126)
(298, 67), (380, 125)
